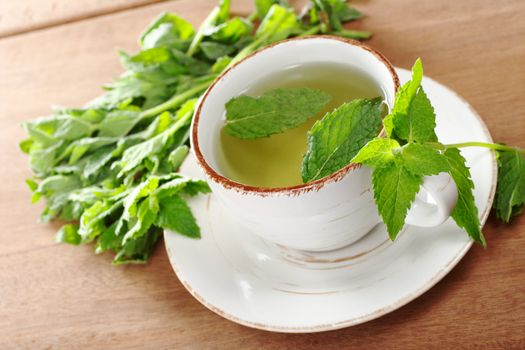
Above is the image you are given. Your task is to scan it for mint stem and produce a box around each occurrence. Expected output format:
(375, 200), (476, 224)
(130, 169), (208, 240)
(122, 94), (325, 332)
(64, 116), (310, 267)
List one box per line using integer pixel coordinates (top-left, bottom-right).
(247, 11), (258, 23)
(140, 79), (213, 118)
(187, 6), (220, 57)
(444, 142), (525, 154)
(300, 24), (322, 36)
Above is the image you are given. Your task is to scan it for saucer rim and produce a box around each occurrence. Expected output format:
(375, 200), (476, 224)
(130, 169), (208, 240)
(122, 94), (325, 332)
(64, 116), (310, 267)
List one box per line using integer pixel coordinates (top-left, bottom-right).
(164, 68), (498, 333)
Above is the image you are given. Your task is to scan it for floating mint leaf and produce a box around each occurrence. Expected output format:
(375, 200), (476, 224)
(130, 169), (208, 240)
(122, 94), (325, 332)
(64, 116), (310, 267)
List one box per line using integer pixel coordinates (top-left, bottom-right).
(224, 87), (332, 139)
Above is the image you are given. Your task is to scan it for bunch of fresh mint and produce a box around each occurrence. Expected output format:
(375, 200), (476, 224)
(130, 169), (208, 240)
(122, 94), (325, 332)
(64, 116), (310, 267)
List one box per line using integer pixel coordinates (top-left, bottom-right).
(226, 59), (525, 245)
(20, 0), (371, 264)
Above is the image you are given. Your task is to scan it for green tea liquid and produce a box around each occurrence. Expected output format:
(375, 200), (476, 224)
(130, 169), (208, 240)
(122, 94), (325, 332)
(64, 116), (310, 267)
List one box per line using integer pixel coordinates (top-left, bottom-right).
(216, 62), (382, 188)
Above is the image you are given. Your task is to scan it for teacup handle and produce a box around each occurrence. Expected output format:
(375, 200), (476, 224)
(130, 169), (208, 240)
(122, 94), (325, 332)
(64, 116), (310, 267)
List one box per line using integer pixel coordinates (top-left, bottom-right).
(405, 172), (458, 227)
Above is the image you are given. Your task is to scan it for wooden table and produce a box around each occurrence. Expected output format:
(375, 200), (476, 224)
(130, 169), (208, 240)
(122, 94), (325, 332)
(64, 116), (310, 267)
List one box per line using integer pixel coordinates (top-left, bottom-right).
(1, 0), (524, 348)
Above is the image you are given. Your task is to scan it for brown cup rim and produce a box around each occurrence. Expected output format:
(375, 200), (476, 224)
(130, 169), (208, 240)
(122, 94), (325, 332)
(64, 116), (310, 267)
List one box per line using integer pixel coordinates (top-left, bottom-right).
(191, 35), (400, 196)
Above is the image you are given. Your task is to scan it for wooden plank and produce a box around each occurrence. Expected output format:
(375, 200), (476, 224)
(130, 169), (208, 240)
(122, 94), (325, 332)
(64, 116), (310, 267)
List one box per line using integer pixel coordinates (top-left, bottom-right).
(0, 0), (524, 348)
(0, 0), (168, 38)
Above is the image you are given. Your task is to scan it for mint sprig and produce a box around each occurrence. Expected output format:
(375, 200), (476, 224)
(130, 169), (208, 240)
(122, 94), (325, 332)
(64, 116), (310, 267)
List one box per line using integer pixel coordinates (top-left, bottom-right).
(346, 59), (484, 243)
(306, 59), (525, 245)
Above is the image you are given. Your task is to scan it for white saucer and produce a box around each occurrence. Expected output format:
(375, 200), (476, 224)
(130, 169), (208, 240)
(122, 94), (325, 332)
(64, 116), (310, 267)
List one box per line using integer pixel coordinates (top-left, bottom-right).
(164, 68), (497, 333)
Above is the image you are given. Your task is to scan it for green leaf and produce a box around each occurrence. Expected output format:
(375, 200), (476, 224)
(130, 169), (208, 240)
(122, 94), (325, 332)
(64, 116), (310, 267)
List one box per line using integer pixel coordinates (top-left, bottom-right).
(64, 137), (117, 164)
(444, 148), (485, 246)
(156, 195), (201, 238)
(225, 87), (332, 139)
(187, 6), (221, 57)
(53, 117), (93, 140)
(355, 140), (450, 240)
(22, 119), (59, 147)
(383, 59), (437, 143)
(255, 0), (289, 19)
(206, 17), (252, 44)
(140, 12), (195, 50)
(113, 226), (162, 265)
(255, 5), (299, 43)
(310, 0), (363, 31)
(55, 224), (82, 245)
(19, 138), (34, 154)
(95, 222), (120, 254)
(401, 143), (449, 175)
(123, 176), (159, 219)
(200, 41), (234, 60)
(351, 137), (399, 167)
(302, 97), (384, 182)
(98, 110), (141, 137)
(28, 142), (64, 176)
(217, 0), (231, 23)
(211, 56), (232, 73)
(372, 161), (423, 239)
(168, 145), (189, 170)
(82, 146), (116, 178)
(79, 200), (121, 240)
(123, 198), (158, 243)
(494, 149), (525, 222)
(25, 178), (39, 192)
(119, 112), (191, 174)
(154, 177), (210, 198)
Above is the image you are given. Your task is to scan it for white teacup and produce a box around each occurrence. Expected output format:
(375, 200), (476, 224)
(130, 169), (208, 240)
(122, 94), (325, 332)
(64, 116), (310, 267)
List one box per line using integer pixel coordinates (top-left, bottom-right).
(191, 36), (457, 252)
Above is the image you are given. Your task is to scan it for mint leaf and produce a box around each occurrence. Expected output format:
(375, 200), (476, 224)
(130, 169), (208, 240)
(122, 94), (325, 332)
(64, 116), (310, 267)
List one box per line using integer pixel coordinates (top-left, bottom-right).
(123, 198), (159, 243)
(225, 87), (332, 139)
(372, 161), (424, 239)
(113, 227), (162, 265)
(255, 0), (289, 19)
(98, 110), (141, 137)
(118, 107), (193, 174)
(351, 138), (399, 167)
(383, 59), (437, 143)
(156, 195), (201, 238)
(494, 149), (525, 222)
(200, 42), (234, 60)
(309, 0), (363, 32)
(302, 97), (384, 182)
(255, 4), (300, 43)
(140, 12), (195, 50)
(354, 140), (450, 239)
(55, 224), (81, 245)
(206, 17), (253, 44)
(443, 148), (485, 246)
(217, 0), (231, 23)
(401, 143), (449, 175)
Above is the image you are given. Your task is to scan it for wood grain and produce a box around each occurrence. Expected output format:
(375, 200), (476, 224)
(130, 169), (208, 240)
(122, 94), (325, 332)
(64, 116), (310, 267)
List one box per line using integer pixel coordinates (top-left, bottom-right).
(0, 0), (524, 349)
(0, 0), (168, 38)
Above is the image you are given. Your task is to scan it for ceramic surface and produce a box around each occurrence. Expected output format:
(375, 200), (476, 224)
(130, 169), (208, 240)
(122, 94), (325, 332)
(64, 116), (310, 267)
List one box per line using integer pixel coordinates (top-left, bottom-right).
(164, 68), (497, 332)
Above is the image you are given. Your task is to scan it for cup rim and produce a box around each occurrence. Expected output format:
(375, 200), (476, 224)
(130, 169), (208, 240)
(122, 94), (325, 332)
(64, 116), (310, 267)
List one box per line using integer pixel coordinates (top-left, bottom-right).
(192, 35), (400, 195)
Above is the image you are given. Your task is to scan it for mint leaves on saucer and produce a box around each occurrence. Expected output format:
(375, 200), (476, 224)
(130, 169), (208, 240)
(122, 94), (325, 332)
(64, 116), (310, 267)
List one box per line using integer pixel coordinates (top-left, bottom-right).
(225, 88), (332, 139)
